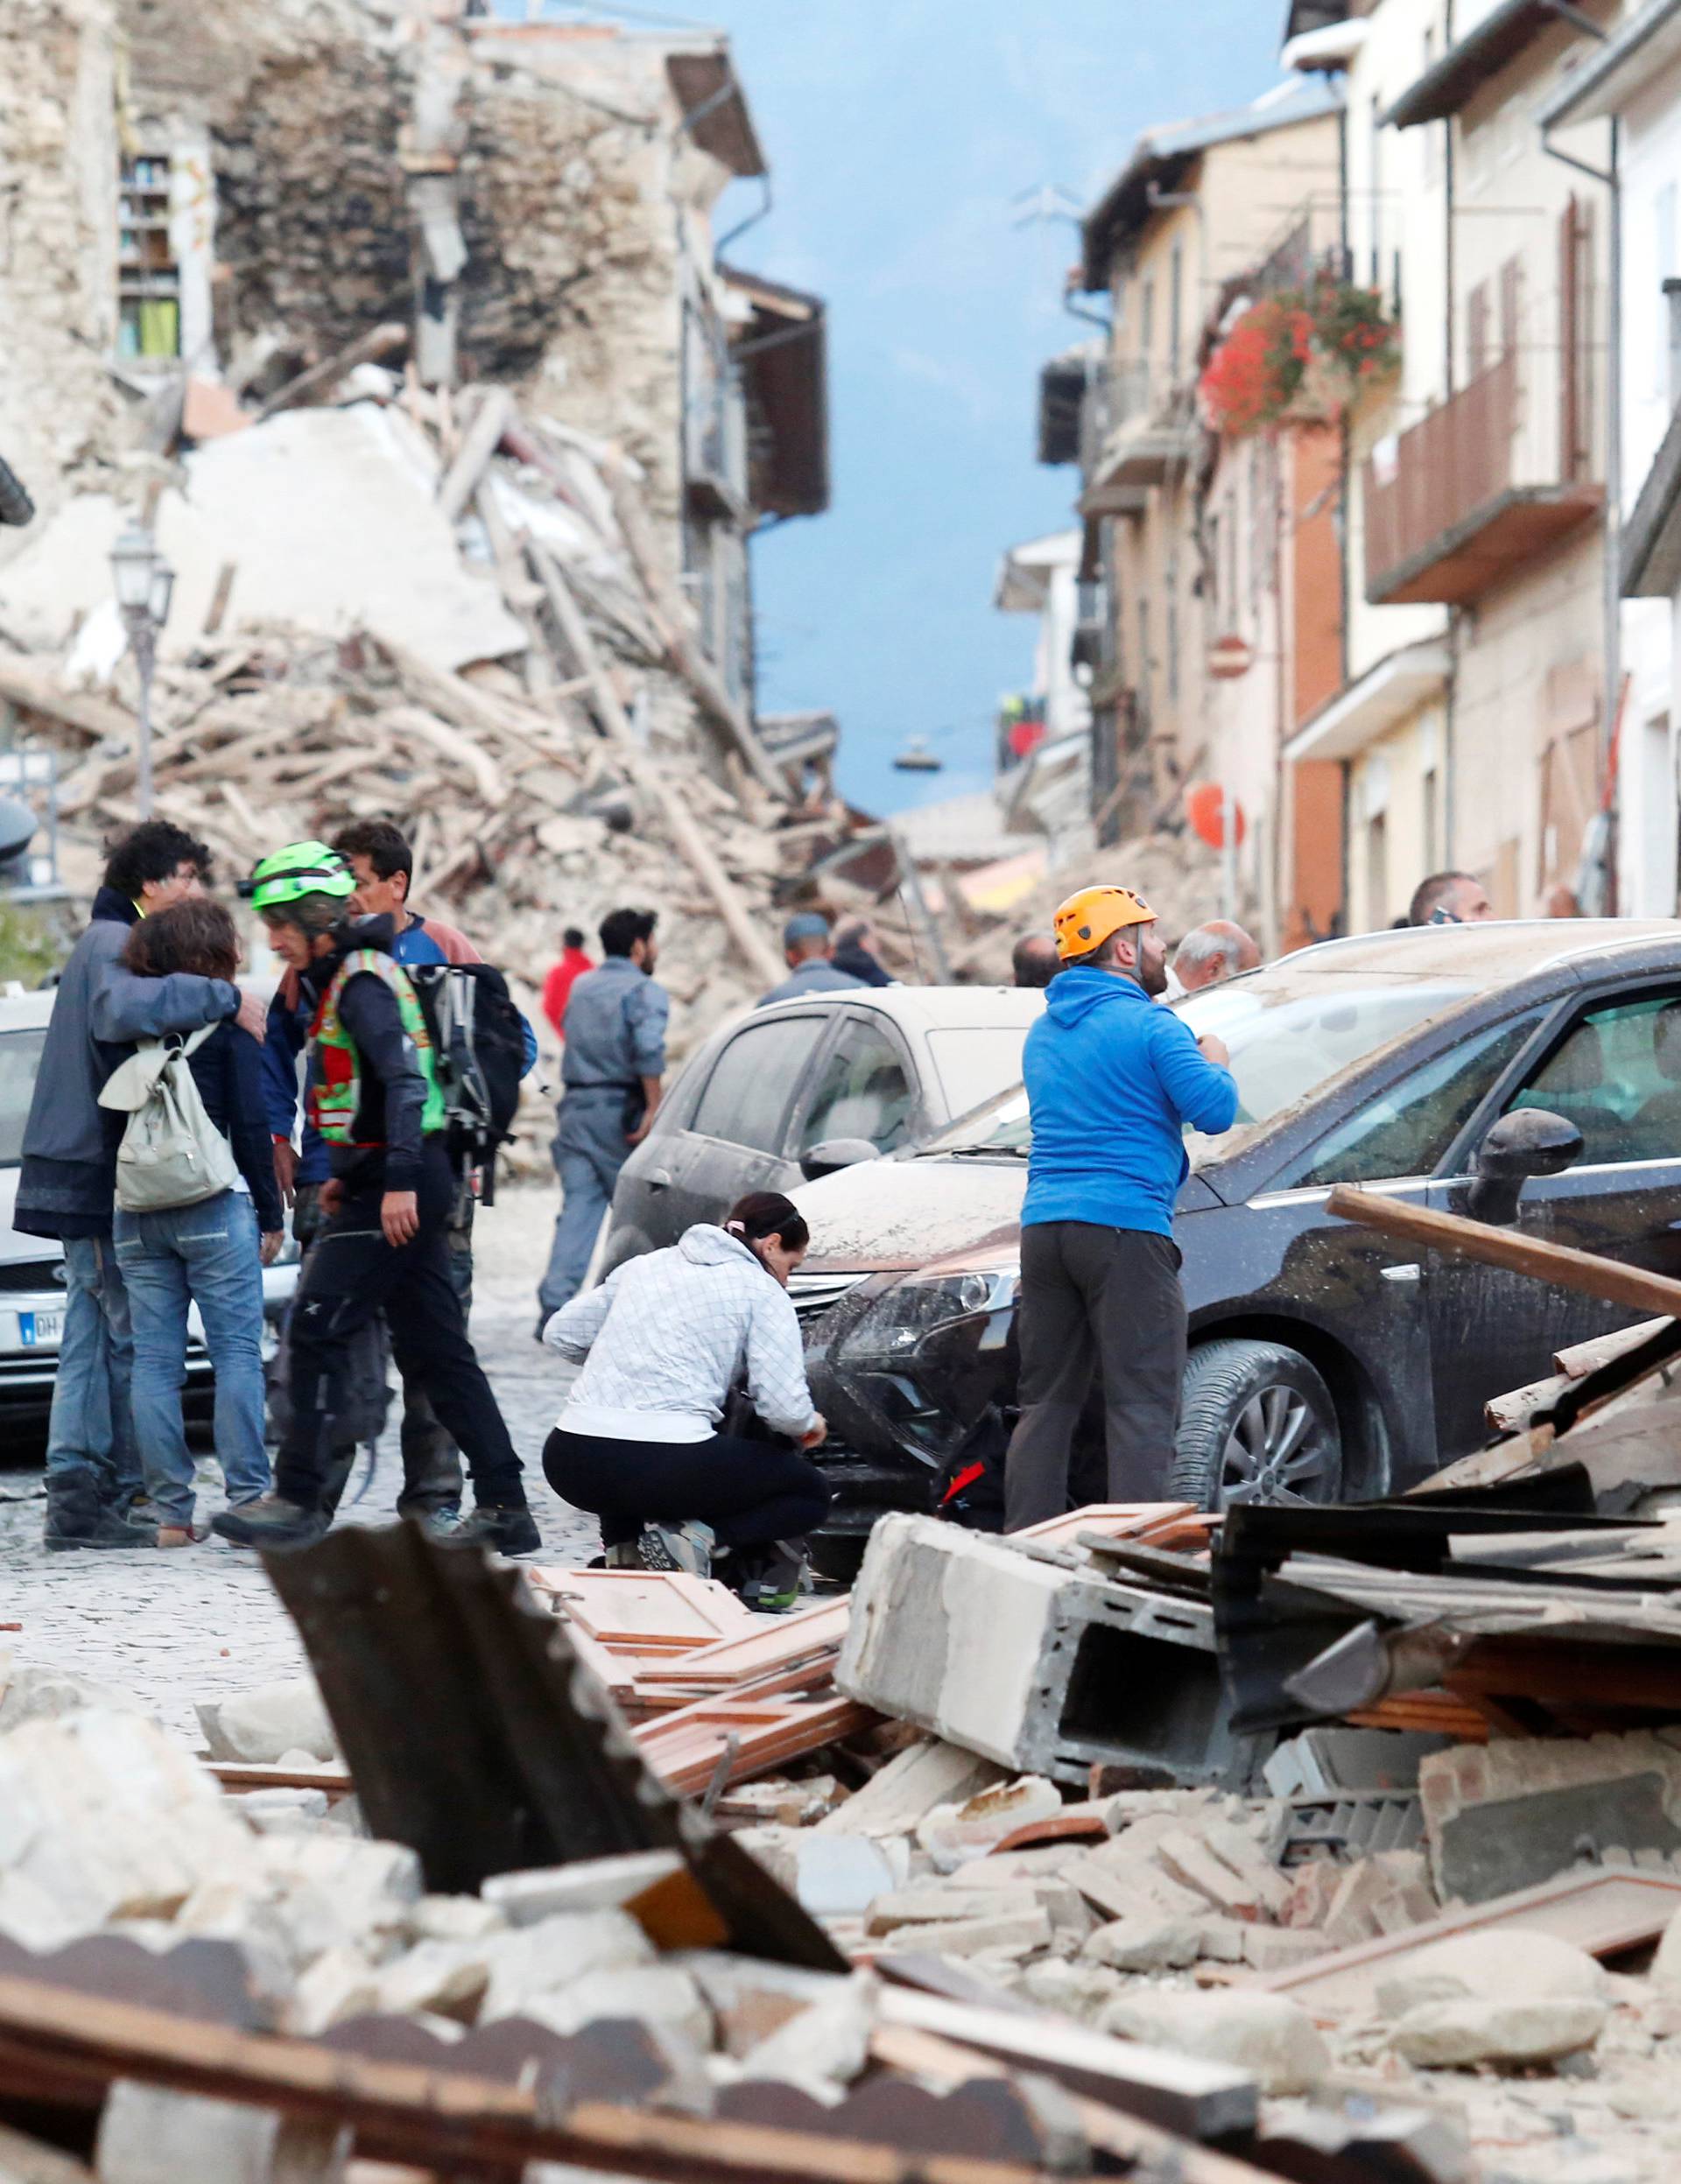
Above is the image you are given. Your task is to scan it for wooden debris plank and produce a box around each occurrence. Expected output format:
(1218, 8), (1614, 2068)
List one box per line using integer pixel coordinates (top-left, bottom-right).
(635, 1598), (851, 1687)
(0, 1971), (1044, 2184)
(254, 322), (407, 421)
(1327, 1184), (1681, 1320)
(636, 1692), (876, 1798)
(526, 1567), (759, 1649)
(205, 1759), (352, 1796)
(1013, 1501), (1195, 1548)
(1252, 1864), (1681, 2017)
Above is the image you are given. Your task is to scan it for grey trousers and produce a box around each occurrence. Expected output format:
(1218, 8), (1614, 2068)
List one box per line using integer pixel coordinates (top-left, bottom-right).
(1002, 1221), (1186, 1531)
(538, 1089), (629, 1317)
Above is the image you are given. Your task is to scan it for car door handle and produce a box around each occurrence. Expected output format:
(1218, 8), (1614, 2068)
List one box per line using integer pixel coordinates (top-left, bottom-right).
(645, 1169), (672, 1190)
(1381, 1263), (1421, 1284)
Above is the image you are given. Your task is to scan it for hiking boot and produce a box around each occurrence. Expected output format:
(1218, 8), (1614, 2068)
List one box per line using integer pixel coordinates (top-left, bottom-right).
(637, 1520), (714, 1580)
(210, 1496), (328, 1550)
(45, 1484), (158, 1552)
(735, 1541), (810, 1613)
(454, 1503), (541, 1555)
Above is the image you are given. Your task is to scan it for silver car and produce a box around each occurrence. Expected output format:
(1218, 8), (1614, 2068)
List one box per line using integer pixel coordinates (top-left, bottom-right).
(0, 986), (298, 1432)
(599, 985), (1046, 1276)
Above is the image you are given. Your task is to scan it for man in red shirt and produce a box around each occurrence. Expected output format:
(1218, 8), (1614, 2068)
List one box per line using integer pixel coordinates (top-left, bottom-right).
(542, 928), (594, 1042)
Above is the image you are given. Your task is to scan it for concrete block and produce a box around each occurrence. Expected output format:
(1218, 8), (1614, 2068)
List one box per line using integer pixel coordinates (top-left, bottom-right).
(1155, 1830), (1263, 1921)
(1389, 1997), (1607, 2068)
(1419, 1732), (1681, 1900)
(1100, 1990), (1331, 2096)
(1193, 1817), (1292, 1920)
(1064, 1850), (1208, 1927)
(1016, 1957), (1127, 2026)
(95, 2081), (348, 2183)
(1082, 1914), (1203, 1972)
(1241, 1927), (1329, 1972)
(0, 1710), (256, 1930)
(737, 1971), (876, 2088)
(865, 1886), (1041, 1935)
(371, 1939), (491, 2022)
(677, 1952), (853, 2059)
(836, 1514), (1267, 1789)
(482, 1851), (681, 1927)
(875, 1908), (1053, 1962)
(791, 1836), (907, 1920)
(409, 1893), (508, 1943)
(814, 1739), (1006, 1836)
(284, 1945), (383, 2037)
(197, 1679), (336, 1766)
(1194, 1918), (1246, 1964)
(518, 1965), (713, 2050)
(916, 1777), (1062, 1873)
(478, 1910), (654, 2022)
(1322, 1852), (1431, 1949)
(0, 1651), (144, 1732)
(1375, 1931), (1605, 2021)
(1281, 1860), (1342, 1931)
(1263, 1728), (1452, 1799)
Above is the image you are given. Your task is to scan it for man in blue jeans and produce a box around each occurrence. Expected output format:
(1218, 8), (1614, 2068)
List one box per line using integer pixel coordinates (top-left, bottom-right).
(14, 821), (265, 1550)
(537, 908), (668, 1330)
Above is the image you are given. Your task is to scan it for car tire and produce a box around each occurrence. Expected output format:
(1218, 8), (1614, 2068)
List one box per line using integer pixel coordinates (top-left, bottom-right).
(1167, 1338), (1342, 1511)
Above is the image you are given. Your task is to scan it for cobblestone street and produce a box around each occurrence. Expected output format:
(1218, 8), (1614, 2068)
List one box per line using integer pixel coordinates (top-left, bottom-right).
(0, 1185), (596, 1741)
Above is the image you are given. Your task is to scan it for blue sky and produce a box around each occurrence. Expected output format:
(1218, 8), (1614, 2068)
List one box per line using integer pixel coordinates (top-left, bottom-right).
(549, 4), (1291, 813)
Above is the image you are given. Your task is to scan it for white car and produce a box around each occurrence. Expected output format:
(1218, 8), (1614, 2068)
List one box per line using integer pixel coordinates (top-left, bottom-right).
(0, 986), (299, 1430)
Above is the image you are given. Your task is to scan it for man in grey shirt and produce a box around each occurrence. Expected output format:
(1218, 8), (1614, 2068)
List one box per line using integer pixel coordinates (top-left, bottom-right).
(537, 906), (669, 1327)
(757, 913), (866, 1008)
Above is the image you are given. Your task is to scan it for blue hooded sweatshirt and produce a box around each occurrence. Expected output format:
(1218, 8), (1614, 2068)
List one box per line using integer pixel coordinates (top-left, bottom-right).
(1020, 967), (1239, 1236)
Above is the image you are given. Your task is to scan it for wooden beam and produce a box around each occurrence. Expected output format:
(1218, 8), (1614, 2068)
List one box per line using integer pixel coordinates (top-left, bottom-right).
(0, 650), (136, 743)
(531, 544), (784, 989)
(0, 1973), (1047, 2184)
(438, 389), (515, 525)
(1325, 1185), (1681, 1322)
(254, 324), (409, 422)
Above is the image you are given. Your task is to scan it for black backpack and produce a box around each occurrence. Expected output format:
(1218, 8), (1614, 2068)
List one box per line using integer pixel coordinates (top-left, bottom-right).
(406, 962), (524, 1204)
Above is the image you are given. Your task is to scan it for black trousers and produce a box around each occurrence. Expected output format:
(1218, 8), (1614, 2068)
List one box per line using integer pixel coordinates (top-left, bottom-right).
(543, 1427), (830, 1554)
(277, 1138), (524, 1513)
(1002, 1221), (1185, 1531)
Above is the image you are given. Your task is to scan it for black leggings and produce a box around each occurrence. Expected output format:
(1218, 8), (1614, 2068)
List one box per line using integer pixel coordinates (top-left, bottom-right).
(543, 1427), (831, 1554)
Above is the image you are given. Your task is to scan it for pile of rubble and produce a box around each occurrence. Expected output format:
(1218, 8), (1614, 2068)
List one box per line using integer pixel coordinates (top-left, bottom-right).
(0, 377), (942, 1132)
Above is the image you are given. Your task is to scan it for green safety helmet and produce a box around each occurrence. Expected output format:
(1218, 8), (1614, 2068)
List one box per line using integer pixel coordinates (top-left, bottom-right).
(250, 840), (356, 915)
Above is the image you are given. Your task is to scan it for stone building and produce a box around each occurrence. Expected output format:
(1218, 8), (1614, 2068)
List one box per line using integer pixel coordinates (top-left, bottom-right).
(0, 0), (827, 727)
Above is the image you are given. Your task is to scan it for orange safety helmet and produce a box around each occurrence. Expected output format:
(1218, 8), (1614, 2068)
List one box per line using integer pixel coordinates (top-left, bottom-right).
(1052, 884), (1157, 962)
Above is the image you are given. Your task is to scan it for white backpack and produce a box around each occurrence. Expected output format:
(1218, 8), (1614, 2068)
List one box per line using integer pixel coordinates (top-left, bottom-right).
(98, 1024), (241, 1212)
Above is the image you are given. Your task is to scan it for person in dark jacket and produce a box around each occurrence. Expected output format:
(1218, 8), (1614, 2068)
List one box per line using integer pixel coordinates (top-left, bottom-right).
(213, 844), (537, 1554)
(832, 917), (892, 988)
(15, 820), (265, 1551)
(113, 901), (284, 1546)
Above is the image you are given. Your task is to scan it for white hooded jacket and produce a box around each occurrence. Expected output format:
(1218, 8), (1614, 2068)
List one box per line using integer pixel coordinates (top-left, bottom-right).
(545, 1223), (819, 1444)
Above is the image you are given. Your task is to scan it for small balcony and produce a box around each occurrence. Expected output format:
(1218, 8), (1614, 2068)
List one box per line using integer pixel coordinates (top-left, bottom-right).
(1363, 347), (1602, 607)
(1081, 359), (1200, 507)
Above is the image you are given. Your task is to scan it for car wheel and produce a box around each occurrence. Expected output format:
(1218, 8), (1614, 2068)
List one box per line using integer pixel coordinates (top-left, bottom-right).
(1167, 1339), (1342, 1511)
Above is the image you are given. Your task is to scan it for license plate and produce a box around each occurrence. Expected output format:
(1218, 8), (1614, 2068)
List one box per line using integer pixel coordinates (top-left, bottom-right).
(17, 1310), (64, 1349)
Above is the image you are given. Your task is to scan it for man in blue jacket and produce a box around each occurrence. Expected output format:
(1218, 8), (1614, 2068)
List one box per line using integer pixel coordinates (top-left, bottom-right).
(1003, 885), (1238, 1529)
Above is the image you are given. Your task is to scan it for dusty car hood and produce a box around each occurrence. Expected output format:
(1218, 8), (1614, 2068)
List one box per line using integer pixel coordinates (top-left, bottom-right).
(792, 1155), (1026, 1274)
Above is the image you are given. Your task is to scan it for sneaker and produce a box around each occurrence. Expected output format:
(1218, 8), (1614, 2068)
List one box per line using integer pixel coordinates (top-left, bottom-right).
(736, 1541), (810, 1614)
(210, 1496), (328, 1550)
(637, 1520), (714, 1580)
(454, 1503), (541, 1555)
(413, 1506), (465, 1541)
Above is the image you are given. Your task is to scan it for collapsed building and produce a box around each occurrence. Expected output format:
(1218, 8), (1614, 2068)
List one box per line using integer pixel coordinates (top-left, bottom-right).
(0, 0), (918, 1080)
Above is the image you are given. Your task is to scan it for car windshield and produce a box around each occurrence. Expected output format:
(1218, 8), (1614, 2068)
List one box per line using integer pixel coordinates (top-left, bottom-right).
(0, 1027), (46, 1166)
(916, 976), (1478, 1165)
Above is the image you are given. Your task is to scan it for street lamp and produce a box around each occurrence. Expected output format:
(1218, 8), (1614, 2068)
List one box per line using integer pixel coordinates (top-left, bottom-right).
(109, 523), (175, 819)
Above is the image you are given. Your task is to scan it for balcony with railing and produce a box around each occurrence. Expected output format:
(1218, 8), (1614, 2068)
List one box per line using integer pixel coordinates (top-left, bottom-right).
(1362, 289), (1603, 607)
(1081, 357), (1201, 508)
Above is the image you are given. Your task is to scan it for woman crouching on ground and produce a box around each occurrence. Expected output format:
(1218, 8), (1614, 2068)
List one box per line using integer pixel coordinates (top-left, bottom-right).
(541, 1191), (830, 1606)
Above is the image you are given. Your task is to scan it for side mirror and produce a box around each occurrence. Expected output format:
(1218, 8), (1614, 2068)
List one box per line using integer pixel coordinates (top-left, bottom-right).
(799, 1137), (881, 1182)
(1466, 1107), (1584, 1225)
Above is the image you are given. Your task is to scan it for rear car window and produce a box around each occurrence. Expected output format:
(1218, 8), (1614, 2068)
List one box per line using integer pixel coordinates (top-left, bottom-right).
(0, 1028), (46, 1165)
(690, 1015), (828, 1154)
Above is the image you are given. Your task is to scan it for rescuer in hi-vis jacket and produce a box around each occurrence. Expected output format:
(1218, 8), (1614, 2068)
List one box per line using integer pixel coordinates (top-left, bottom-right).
(212, 843), (537, 1555)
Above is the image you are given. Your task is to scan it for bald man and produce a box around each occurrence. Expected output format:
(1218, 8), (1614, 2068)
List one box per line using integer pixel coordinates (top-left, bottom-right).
(1172, 920), (1262, 994)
